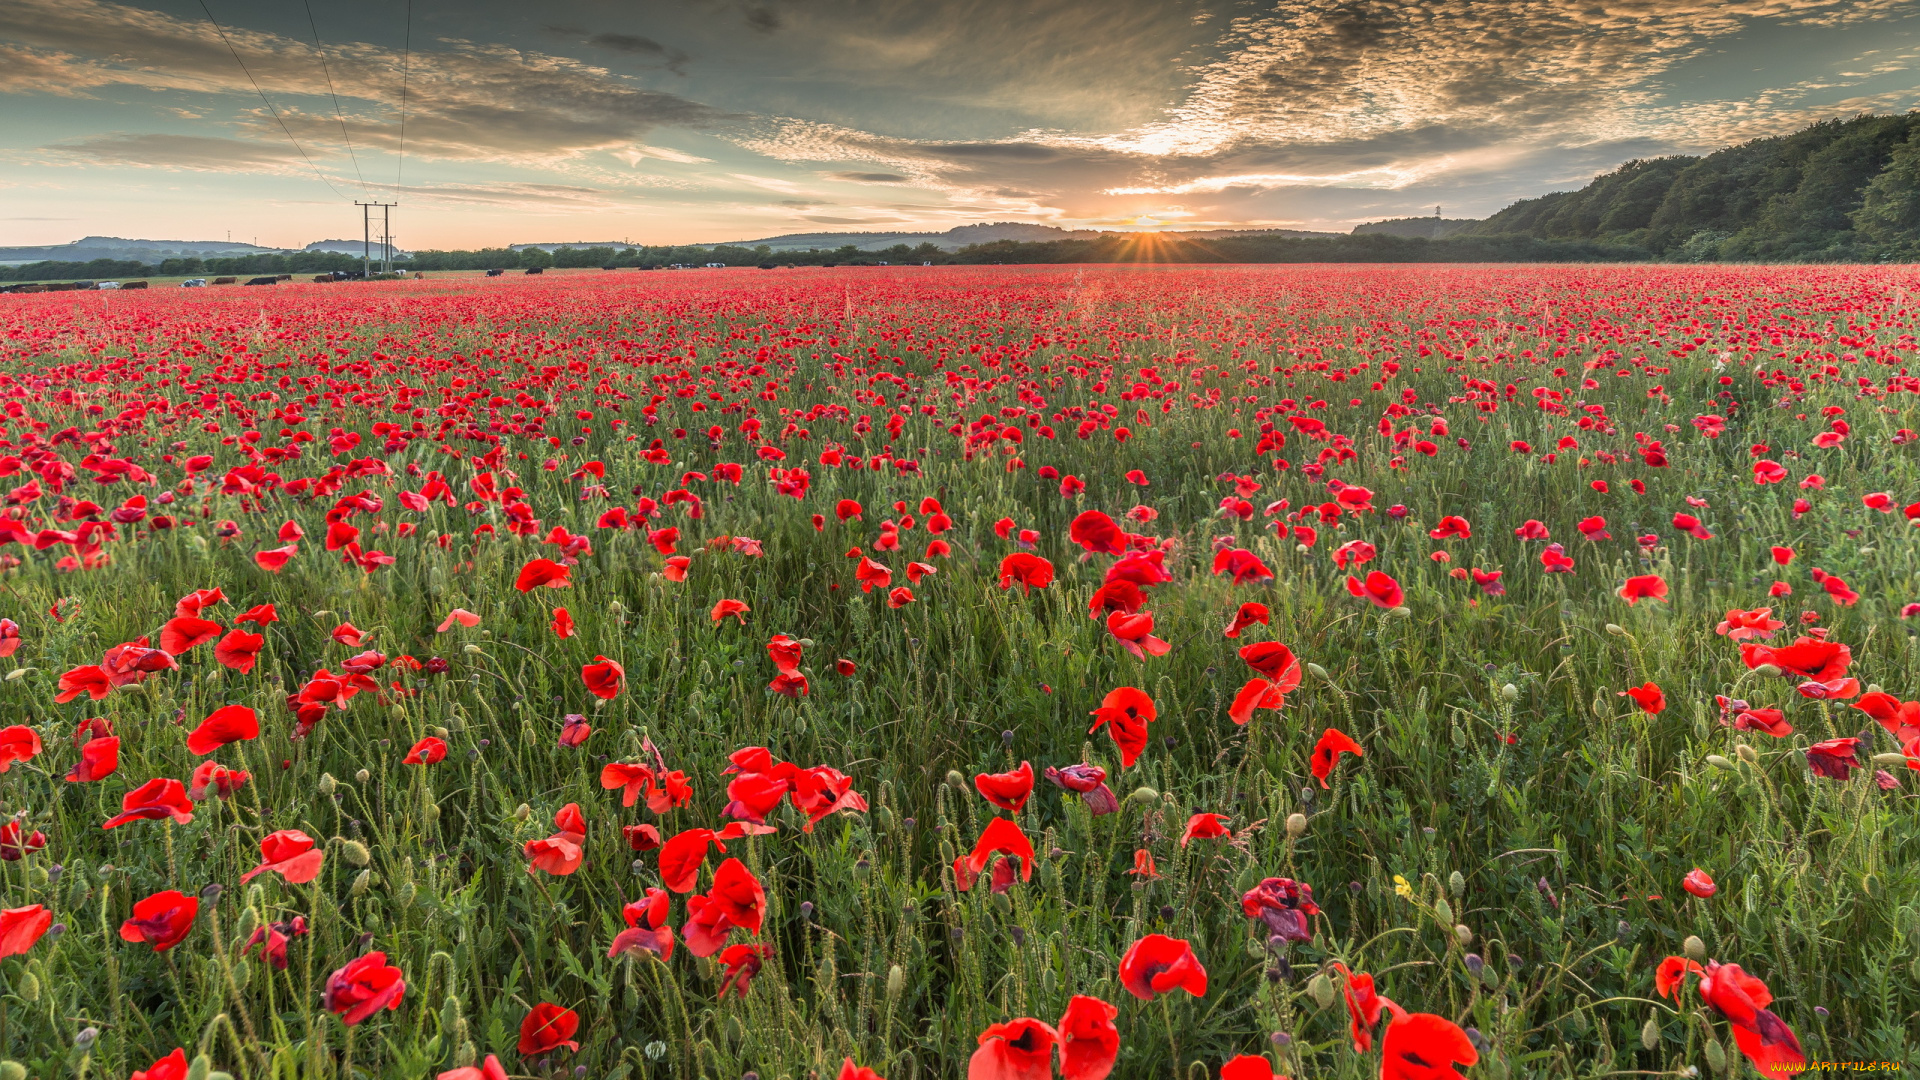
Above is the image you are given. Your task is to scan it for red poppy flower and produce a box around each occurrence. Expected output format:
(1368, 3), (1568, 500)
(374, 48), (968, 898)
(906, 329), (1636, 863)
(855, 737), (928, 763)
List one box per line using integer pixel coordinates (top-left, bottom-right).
(1118, 933), (1207, 1001)
(974, 760), (1034, 812)
(0, 725), (41, 772)
(1242, 877), (1320, 943)
(1805, 737), (1862, 779)
(624, 823), (662, 852)
(997, 552), (1055, 593)
(235, 603), (278, 626)
(1655, 955), (1705, 999)
(241, 829), (326, 884)
(1224, 602), (1270, 638)
(1853, 691), (1920, 744)
(1683, 868), (1716, 898)
(1211, 547), (1274, 585)
(887, 585), (915, 608)
(1180, 812), (1231, 846)
(189, 759), (248, 801)
(66, 735), (119, 782)
(1429, 515), (1471, 539)
(1069, 510), (1129, 554)
(1126, 849), (1160, 879)
(1617, 574), (1668, 604)
(1105, 610), (1170, 659)
(663, 556), (691, 581)
(968, 1017), (1058, 1080)
(1698, 961), (1804, 1075)
(1716, 608), (1784, 641)
(684, 857), (767, 957)
(404, 736), (448, 764)
(1310, 727), (1364, 787)
(1346, 570), (1404, 608)
(514, 557), (572, 591)
(158, 615), (223, 656)
(254, 544), (298, 572)
(55, 664), (112, 703)
(0, 904), (52, 957)
(436, 608), (482, 632)
(836, 658), (857, 676)
(581, 655), (624, 699)
(1326, 962), (1392, 1052)
(187, 705), (259, 755)
(1513, 519), (1549, 540)
(437, 1056), (509, 1080)
(1741, 637), (1850, 682)
(1671, 512), (1713, 540)
(716, 942), (773, 999)
(1539, 543), (1576, 572)
(331, 622), (369, 648)
(789, 764), (868, 831)
(0, 820), (46, 861)
(324, 951), (406, 1026)
(854, 557), (893, 593)
(0, 618), (20, 658)
(525, 826), (585, 876)
(1381, 1011), (1477, 1080)
(600, 761), (656, 807)
(131, 1049), (190, 1080)
(954, 816), (1034, 892)
(609, 887), (676, 961)
(210, 629), (266, 674)
(1057, 994), (1119, 1080)
(119, 889), (199, 952)
(1088, 580), (1147, 621)
(1088, 686), (1155, 766)
(103, 777), (194, 828)
(1620, 682), (1665, 715)
(518, 1003), (580, 1056)
(837, 1059), (886, 1080)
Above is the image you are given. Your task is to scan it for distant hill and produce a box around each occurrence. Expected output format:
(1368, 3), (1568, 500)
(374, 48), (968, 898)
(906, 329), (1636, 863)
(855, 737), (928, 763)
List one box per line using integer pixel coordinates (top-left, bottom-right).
(1352, 217), (1481, 239)
(693, 222), (1338, 252)
(304, 239), (409, 259)
(0, 235), (282, 266)
(1453, 112), (1920, 260)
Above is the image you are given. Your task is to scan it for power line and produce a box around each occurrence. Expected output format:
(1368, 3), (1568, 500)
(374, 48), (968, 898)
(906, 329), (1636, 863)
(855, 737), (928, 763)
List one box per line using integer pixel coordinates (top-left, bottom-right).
(301, 0), (372, 199)
(397, 0), (411, 193)
(195, 0), (346, 200)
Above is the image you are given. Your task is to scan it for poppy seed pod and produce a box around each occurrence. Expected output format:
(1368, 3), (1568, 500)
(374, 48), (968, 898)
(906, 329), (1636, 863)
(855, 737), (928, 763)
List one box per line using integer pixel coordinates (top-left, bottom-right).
(1286, 812), (1308, 836)
(1684, 934), (1706, 960)
(1307, 971), (1334, 1007)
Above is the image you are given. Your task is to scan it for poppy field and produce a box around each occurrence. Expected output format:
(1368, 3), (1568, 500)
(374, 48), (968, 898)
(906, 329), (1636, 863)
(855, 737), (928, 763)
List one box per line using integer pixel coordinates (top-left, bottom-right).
(0, 263), (1916, 1080)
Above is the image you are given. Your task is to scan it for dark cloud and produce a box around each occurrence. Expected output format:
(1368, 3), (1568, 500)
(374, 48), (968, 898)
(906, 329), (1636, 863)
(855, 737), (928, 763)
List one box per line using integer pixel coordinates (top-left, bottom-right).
(744, 7), (783, 34)
(827, 171), (907, 182)
(48, 133), (311, 171)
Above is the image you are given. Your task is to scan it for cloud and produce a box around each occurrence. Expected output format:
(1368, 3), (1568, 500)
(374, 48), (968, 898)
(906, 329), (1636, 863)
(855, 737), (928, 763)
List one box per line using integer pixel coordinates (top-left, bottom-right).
(0, 0), (729, 162)
(47, 132), (313, 171)
(826, 171), (908, 183)
(582, 31), (690, 74)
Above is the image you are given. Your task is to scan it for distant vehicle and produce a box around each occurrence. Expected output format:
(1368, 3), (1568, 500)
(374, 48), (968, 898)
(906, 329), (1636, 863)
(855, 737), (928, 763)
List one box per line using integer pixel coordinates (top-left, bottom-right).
(94, 281), (120, 290)
(526, 267), (544, 275)
(704, 262), (725, 268)
(244, 276), (278, 286)
(182, 279), (207, 288)
(486, 269), (504, 277)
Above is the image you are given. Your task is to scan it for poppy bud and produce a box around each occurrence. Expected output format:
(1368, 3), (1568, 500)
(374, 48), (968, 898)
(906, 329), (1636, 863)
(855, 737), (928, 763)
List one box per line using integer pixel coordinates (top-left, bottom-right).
(1390, 606), (1411, 618)
(514, 803), (532, 821)
(1616, 919), (1631, 940)
(799, 901), (814, 919)
(1735, 744), (1759, 765)
(26, 867), (44, 888)
(1434, 898), (1452, 924)
(1684, 934), (1706, 960)
(1129, 786), (1160, 806)
(887, 964), (905, 1000)
(1751, 663), (1783, 677)
(341, 840), (371, 866)
(1000, 729), (1014, 748)
(1872, 752), (1909, 766)
(1306, 662), (1330, 680)
(187, 1053), (213, 1080)
(318, 773), (337, 795)
(1285, 812), (1307, 836)
(1706, 753), (1737, 770)
(424, 804), (440, 823)
(355, 769), (370, 785)
(463, 644), (483, 655)
(45, 864), (61, 885)
(75, 1027), (98, 1051)
(351, 870), (372, 896)
(1307, 971), (1335, 1007)
(236, 906), (259, 940)
(1455, 923), (1473, 946)
(945, 770), (967, 790)
(1604, 623), (1627, 636)
(46, 923), (64, 941)
(15, 969), (37, 1003)
(1449, 870), (1466, 897)
(5, 669), (27, 682)
(0, 1062), (25, 1080)
(1500, 683), (1518, 701)
(1464, 952), (1484, 975)
(1640, 1016), (1660, 1050)
(1704, 1037), (1727, 1074)
(992, 891), (1012, 914)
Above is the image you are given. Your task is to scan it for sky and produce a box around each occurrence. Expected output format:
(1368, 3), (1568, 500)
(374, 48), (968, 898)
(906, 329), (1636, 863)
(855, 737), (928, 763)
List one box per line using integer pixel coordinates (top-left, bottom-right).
(5, 0), (1920, 249)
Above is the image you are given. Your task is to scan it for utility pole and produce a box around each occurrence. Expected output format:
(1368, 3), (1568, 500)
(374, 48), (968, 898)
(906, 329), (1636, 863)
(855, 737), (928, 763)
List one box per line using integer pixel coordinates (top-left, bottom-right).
(355, 201), (397, 279)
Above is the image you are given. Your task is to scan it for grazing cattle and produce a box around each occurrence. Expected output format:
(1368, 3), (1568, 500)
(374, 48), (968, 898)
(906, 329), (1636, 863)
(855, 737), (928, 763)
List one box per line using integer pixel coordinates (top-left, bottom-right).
(213, 277), (237, 285)
(526, 267), (544, 275)
(313, 275), (333, 283)
(121, 281), (148, 290)
(245, 276), (278, 286)
(276, 274), (292, 281)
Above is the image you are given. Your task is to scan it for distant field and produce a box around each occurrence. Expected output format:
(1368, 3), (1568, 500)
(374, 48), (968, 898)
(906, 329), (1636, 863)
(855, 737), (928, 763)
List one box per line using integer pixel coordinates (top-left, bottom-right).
(0, 264), (1913, 1080)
